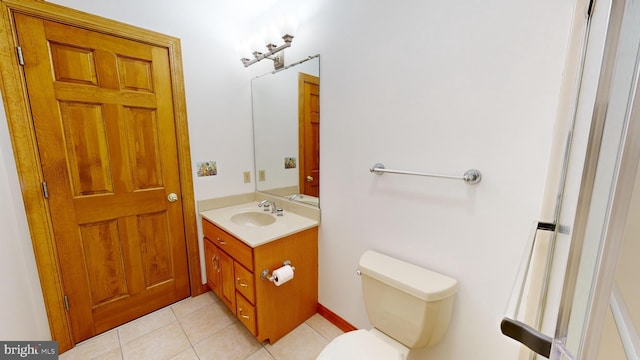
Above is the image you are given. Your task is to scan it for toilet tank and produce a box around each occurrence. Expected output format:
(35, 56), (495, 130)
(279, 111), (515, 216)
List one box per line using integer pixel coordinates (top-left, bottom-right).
(358, 250), (458, 349)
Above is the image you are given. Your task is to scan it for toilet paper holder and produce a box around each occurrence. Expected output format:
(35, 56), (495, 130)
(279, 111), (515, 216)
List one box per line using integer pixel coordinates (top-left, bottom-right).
(261, 260), (295, 282)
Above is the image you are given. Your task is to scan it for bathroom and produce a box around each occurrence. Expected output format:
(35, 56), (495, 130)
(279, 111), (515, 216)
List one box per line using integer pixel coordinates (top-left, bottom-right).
(0, 0), (637, 359)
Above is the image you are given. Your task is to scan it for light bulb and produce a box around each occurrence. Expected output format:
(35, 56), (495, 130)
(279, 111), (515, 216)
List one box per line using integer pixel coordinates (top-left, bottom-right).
(279, 13), (298, 37)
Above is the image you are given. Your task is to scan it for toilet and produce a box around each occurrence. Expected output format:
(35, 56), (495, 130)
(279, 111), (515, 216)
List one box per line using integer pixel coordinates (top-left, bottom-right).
(317, 250), (458, 360)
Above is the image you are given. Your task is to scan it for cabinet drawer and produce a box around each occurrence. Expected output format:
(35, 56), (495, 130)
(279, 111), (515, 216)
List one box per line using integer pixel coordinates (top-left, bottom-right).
(234, 262), (255, 304)
(202, 220), (253, 270)
(236, 294), (257, 336)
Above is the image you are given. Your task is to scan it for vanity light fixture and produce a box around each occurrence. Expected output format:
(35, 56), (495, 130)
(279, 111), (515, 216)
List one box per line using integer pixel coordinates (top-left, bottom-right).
(240, 34), (294, 70)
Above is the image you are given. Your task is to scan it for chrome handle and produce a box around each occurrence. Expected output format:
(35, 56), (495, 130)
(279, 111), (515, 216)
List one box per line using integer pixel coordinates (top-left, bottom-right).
(217, 238), (226, 245)
(167, 192), (179, 202)
(306, 175), (313, 182)
(238, 308), (250, 319)
(236, 278), (248, 287)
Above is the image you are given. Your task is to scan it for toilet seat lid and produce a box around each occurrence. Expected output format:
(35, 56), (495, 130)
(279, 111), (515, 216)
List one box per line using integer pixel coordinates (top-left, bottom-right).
(317, 330), (404, 360)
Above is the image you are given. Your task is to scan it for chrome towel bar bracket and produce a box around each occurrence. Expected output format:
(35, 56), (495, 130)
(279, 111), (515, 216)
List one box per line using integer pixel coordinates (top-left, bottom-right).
(369, 163), (482, 185)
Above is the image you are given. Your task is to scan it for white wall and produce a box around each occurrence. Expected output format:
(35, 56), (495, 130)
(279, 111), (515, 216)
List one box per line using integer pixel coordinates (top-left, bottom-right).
(0, 0), (575, 358)
(0, 104), (50, 340)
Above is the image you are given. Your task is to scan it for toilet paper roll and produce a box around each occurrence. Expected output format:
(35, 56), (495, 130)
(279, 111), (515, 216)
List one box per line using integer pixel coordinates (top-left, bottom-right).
(272, 264), (294, 286)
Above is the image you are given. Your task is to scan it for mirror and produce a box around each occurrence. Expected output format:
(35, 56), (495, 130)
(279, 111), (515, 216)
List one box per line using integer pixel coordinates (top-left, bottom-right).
(251, 55), (320, 207)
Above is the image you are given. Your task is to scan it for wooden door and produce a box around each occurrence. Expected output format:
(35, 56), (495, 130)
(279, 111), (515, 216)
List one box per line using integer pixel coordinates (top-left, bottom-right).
(14, 14), (190, 342)
(298, 73), (320, 197)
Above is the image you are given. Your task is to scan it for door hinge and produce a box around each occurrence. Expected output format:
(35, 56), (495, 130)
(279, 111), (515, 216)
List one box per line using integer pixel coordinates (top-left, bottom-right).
(63, 295), (69, 311)
(42, 181), (49, 199)
(16, 46), (24, 66)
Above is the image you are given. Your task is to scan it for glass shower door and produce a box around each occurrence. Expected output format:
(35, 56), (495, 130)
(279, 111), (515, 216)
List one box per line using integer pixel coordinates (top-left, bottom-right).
(501, 0), (640, 359)
(552, 0), (640, 358)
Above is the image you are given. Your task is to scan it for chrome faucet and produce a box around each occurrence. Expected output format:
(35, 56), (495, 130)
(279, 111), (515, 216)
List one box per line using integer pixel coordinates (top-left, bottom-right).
(288, 194), (301, 201)
(258, 200), (277, 213)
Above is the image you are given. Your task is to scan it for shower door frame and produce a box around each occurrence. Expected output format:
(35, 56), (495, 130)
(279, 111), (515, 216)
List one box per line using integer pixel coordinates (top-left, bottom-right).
(551, 0), (640, 357)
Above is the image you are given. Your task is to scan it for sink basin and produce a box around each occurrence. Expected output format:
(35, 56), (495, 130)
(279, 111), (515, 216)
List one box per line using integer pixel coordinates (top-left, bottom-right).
(230, 211), (276, 227)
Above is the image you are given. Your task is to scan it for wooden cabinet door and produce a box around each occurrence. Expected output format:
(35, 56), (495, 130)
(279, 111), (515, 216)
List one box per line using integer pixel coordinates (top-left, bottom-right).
(217, 249), (237, 314)
(14, 14), (190, 342)
(204, 239), (220, 295)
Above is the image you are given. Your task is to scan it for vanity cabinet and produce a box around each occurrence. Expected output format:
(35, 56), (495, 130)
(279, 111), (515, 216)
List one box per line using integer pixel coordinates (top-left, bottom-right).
(202, 218), (318, 343)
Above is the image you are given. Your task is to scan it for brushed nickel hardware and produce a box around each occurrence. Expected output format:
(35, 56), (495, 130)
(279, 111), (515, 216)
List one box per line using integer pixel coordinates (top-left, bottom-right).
(240, 34), (294, 70)
(16, 46), (24, 66)
(167, 192), (178, 202)
(238, 308), (250, 319)
(261, 260), (294, 282)
(370, 163), (482, 185)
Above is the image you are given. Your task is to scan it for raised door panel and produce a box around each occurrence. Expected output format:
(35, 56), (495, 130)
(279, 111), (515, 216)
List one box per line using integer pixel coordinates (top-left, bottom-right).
(204, 238), (220, 295)
(80, 220), (128, 307)
(218, 249), (236, 314)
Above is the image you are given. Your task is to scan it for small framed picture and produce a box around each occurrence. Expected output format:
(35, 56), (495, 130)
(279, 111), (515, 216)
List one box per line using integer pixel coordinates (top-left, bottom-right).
(284, 157), (297, 169)
(197, 161), (217, 177)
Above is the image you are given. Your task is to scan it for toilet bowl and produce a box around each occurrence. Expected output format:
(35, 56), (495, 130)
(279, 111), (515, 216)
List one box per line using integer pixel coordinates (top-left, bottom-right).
(317, 329), (409, 360)
(317, 250), (458, 360)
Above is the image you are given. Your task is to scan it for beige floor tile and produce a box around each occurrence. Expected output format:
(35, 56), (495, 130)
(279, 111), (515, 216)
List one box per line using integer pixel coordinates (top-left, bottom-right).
(265, 323), (328, 360)
(121, 322), (191, 360)
(168, 347), (199, 360)
(179, 301), (237, 344)
(118, 307), (177, 344)
(59, 330), (120, 360)
(193, 322), (262, 360)
(305, 314), (345, 341)
(93, 348), (123, 360)
(245, 348), (275, 360)
(172, 291), (218, 319)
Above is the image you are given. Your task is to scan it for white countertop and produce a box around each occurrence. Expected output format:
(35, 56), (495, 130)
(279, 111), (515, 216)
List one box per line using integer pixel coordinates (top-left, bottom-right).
(200, 202), (319, 247)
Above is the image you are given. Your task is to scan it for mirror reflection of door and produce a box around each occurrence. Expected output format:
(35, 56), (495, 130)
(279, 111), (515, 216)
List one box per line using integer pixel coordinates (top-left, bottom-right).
(299, 73), (319, 197)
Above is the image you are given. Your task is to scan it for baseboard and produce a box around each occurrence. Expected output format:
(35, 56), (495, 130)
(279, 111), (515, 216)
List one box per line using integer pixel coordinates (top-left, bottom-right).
(317, 303), (358, 333)
(198, 283), (210, 295)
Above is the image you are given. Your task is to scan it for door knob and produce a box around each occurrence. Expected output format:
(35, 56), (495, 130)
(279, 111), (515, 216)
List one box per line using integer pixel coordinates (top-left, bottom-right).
(167, 193), (179, 202)
(306, 176), (313, 182)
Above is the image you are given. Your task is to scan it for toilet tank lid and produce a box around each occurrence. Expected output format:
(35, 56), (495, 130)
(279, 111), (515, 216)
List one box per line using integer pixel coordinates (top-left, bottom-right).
(359, 250), (458, 301)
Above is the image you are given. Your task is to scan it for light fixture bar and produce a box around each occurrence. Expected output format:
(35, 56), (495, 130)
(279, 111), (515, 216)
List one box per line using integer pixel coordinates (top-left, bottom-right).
(241, 34), (294, 69)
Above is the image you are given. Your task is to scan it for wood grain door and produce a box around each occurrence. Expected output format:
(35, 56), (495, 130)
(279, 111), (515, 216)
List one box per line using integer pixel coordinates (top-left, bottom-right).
(14, 14), (190, 342)
(298, 73), (320, 197)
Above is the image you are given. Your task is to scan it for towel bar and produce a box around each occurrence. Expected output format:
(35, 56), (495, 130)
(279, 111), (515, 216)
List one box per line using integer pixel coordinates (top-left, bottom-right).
(369, 163), (482, 185)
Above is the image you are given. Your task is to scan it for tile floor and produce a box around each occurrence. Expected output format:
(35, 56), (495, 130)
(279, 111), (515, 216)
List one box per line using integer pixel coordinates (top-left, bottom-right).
(59, 292), (344, 360)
